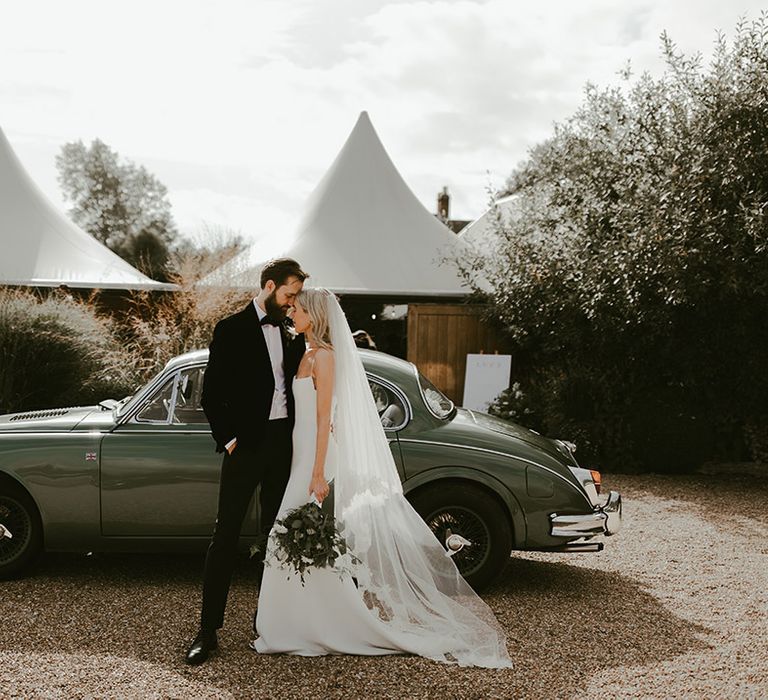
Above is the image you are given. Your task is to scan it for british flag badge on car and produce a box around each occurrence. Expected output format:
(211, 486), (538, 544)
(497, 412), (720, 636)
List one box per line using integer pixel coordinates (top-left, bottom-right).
(85, 452), (97, 461)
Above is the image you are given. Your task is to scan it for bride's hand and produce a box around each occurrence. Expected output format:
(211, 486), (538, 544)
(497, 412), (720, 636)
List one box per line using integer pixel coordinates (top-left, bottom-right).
(309, 475), (330, 503)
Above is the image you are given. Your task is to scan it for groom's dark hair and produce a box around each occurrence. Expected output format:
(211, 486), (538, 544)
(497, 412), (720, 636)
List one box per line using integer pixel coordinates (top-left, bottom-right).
(260, 258), (309, 289)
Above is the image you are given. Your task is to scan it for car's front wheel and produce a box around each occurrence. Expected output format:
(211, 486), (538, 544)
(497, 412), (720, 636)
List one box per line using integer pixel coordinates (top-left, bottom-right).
(409, 482), (512, 591)
(0, 482), (42, 579)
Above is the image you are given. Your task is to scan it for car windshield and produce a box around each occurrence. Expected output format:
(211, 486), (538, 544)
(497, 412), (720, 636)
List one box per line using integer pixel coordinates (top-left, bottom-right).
(113, 394), (135, 417)
(116, 367), (169, 418)
(418, 373), (454, 419)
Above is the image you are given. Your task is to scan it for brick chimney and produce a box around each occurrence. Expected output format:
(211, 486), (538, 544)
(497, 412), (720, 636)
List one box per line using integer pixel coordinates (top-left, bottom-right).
(437, 186), (450, 221)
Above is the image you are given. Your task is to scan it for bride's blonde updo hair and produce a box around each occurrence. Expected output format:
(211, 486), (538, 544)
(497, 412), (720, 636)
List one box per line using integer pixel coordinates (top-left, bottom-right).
(297, 287), (335, 351)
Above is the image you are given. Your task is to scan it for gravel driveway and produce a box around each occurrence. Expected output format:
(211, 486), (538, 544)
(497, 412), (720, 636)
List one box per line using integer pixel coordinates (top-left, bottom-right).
(1, 472), (766, 699)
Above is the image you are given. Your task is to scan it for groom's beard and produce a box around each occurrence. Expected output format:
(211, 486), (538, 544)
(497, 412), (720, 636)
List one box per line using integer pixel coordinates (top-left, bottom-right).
(264, 290), (290, 321)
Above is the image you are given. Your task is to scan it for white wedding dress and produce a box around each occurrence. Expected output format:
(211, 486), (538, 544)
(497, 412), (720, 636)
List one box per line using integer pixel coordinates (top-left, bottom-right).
(252, 289), (511, 667)
(252, 375), (422, 657)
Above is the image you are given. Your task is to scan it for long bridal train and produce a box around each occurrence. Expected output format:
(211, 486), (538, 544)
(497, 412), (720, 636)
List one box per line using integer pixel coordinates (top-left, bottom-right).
(252, 290), (512, 669)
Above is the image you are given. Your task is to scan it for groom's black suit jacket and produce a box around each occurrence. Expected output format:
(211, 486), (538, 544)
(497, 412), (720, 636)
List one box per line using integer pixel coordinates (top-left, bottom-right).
(201, 302), (306, 453)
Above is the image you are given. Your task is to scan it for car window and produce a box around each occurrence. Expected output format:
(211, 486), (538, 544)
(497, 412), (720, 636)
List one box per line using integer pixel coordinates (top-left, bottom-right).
(368, 378), (407, 430)
(135, 376), (176, 423)
(174, 367), (208, 425)
(418, 373), (454, 419)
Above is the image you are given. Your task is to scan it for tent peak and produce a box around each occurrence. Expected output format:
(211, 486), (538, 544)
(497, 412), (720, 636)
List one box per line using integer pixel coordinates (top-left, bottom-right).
(0, 126), (177, 291)
(199, 110), (468, 296)
(349, 111), (377, 140)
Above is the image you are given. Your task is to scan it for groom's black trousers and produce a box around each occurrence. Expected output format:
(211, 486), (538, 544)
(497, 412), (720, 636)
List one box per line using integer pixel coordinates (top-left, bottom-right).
(200, 418), (292, 631)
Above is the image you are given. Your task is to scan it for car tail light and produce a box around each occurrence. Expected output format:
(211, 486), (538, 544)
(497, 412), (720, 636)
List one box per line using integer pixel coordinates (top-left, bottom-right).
(590, 470), (602, 495)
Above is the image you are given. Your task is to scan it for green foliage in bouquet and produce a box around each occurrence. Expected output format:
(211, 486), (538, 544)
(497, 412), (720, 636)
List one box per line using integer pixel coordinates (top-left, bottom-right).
(252, 501), (359, 585)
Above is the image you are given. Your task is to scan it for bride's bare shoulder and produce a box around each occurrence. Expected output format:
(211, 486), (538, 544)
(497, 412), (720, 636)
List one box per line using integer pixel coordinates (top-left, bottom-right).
(313, 347), (335, 362)
(312, 347), (335, 373)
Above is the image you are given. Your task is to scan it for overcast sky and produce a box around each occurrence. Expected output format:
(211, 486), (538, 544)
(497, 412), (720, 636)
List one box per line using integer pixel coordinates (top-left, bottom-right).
(2, 1), (766, 245)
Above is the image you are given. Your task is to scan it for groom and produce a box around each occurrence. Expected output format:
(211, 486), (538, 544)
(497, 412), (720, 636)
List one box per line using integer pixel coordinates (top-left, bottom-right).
(185, 257), (308, 665)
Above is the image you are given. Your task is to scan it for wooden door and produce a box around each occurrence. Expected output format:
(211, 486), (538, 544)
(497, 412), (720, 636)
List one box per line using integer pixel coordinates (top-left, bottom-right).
(406, 304), (509, 404)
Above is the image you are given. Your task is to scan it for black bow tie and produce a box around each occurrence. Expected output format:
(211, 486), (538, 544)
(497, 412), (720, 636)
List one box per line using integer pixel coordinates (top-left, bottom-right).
(260, 315), (282, 327)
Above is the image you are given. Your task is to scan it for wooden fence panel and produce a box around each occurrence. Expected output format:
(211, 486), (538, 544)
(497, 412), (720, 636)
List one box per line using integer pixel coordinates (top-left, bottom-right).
(407, 304), (510, 404)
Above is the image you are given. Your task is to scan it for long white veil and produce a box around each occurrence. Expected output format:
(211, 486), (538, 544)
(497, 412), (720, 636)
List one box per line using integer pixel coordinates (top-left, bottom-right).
(323, 289), (512, 668)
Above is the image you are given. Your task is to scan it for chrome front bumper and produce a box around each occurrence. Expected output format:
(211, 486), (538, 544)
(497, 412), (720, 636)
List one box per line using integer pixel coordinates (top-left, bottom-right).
(549, 490), (623, 538)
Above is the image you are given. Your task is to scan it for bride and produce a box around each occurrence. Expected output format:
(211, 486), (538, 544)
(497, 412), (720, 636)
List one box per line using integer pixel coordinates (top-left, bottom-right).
(250, 288), (512, 668)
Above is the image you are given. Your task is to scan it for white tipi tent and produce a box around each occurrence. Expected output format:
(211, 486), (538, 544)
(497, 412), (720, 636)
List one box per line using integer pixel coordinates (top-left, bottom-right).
(0, 127), (176, 290)
(201, 112), (468, 297)
(457, 193), (520, 250)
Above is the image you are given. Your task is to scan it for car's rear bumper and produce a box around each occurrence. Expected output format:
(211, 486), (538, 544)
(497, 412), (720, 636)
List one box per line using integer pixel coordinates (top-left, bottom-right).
(549, 490), (623, 538)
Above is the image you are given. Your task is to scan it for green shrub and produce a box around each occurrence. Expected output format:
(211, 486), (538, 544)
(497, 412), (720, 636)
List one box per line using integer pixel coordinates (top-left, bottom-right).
(487, 382), (535, 424)
(0, 289), (139, 414)
(744, 417), (768, 463)
(458, 17), (768, 472)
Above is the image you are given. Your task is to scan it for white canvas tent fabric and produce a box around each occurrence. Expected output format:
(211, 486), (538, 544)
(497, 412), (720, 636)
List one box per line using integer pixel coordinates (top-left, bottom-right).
(201, 112), (468, 296)
(0, 127), (176, 290)
(455, 194), (523, 295)
(457, 193), (520, 250)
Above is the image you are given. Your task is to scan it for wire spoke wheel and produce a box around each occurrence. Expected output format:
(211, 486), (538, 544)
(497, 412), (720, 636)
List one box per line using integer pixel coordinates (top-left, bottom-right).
(0, 496), (32, 567)
(410, 482), (512, 591)
(0, 485), (41, 578)
(424, 506), (491, 578)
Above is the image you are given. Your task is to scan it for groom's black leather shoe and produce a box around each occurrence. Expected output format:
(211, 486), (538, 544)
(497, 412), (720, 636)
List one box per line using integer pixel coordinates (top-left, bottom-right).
(185, 628), (218, 665)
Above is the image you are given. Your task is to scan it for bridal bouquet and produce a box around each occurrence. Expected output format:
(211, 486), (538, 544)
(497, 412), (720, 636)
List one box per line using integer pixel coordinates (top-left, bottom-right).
(255, 497), (359, 585)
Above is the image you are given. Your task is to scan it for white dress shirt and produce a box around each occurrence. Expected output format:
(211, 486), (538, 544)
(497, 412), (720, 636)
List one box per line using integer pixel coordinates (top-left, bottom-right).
(224, 298), (289, 452)
(253, 298), (289, 420)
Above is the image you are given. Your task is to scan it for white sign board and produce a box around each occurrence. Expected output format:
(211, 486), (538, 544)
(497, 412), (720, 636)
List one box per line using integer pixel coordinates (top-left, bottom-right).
(462, 354), (512, 412)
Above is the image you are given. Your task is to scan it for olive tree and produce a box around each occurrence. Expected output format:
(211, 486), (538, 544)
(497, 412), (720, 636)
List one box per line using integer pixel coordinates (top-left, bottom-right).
(459, 17), (768, 470)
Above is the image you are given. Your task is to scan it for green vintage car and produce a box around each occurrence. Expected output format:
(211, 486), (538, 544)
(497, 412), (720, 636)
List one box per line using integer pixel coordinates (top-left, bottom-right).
(0, 349), (621, 589)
